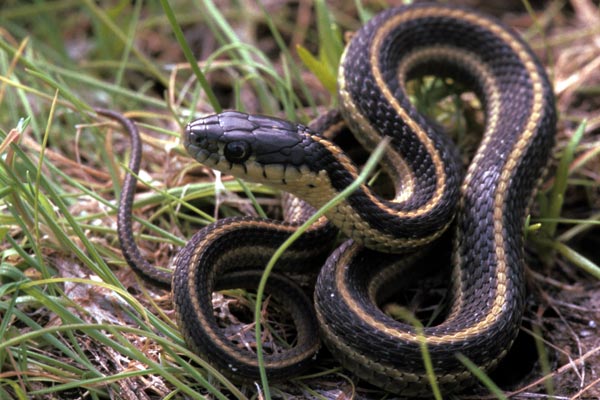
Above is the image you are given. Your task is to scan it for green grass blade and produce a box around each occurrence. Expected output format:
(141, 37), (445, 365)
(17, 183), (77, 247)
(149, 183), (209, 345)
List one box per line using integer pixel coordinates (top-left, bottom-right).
(552, 241), (600, 279)
(253, 137), (390, 399)
(456, 353), (508, 400)
(542, 120), (586, 238)
(160, 0), (222, 114)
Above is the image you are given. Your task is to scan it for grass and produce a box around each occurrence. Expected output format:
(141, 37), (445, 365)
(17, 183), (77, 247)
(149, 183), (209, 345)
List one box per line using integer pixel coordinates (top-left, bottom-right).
(1, 0), (599, 399)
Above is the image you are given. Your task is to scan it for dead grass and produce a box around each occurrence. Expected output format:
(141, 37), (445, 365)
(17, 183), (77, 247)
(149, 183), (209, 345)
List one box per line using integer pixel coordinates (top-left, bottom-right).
(0, 0), (599, 399)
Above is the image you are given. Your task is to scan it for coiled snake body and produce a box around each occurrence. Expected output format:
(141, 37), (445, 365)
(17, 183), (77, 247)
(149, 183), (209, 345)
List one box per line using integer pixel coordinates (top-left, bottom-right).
(106, 3), (556, 395)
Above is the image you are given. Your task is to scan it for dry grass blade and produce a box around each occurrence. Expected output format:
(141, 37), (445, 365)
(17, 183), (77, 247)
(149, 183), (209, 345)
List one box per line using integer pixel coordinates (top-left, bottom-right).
(0, 0), (598, 399)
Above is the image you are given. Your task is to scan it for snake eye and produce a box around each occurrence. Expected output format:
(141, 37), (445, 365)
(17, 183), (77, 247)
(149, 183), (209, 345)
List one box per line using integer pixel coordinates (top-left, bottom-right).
(224, 141), (251, 163)
(190, 133), (204, 146)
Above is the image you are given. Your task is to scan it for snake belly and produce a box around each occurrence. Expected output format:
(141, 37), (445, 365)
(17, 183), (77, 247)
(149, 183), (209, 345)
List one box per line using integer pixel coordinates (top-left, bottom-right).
(180, 2), (557, 395)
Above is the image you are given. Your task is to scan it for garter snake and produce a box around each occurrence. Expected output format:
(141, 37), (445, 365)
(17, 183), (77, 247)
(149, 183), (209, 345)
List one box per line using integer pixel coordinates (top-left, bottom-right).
(104, 2), (556, 396)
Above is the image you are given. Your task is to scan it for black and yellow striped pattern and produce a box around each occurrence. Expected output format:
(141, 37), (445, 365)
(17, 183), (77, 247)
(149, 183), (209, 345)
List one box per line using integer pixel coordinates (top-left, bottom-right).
(314, 4), (556, 394)
(111, 2), (557, 395)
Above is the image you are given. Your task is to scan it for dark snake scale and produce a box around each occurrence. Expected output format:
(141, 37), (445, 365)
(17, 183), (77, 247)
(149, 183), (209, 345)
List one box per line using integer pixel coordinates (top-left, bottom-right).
(101, 2), (556, 396)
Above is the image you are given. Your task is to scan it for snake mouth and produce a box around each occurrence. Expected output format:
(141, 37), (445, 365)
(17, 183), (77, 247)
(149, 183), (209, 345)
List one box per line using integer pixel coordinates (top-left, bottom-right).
(184, 114), (224, 166)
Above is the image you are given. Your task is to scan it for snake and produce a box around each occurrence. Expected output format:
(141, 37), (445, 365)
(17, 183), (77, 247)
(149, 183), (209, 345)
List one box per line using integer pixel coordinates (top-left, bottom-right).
(101, 2), (557, 396)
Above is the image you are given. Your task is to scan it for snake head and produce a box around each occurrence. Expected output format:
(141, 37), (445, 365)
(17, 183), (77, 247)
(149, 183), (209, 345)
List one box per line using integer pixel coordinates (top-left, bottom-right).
(184, 111), (323, 185)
